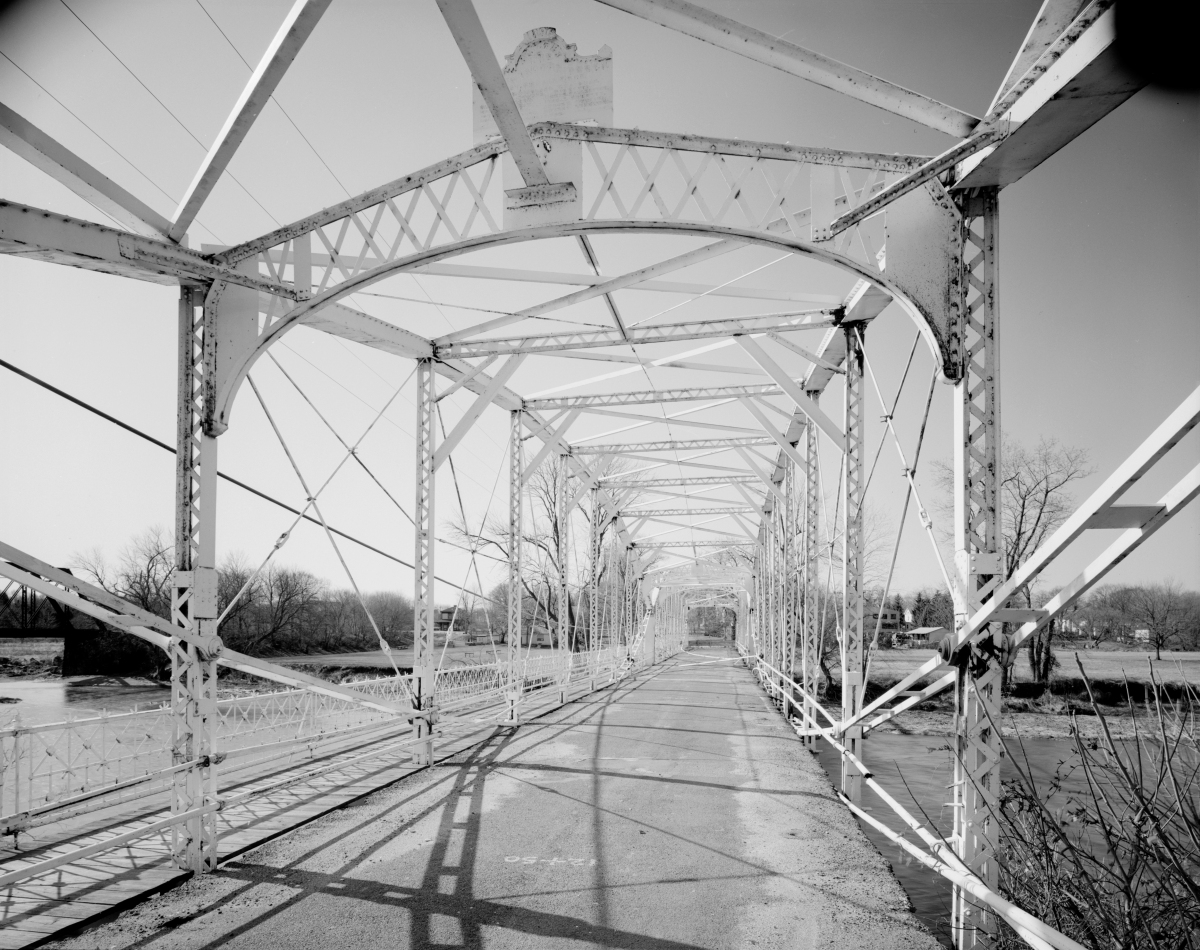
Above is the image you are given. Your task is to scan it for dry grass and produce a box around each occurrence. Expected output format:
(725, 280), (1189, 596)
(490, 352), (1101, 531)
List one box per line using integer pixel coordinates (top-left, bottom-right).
(984, 662), (1200, 950)
(869, 649), (1200, 685)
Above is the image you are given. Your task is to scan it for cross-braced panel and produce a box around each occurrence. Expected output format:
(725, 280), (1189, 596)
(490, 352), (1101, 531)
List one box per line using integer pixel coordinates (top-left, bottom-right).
(840, 326), (866, 799)
(952, 188), (1003, 948)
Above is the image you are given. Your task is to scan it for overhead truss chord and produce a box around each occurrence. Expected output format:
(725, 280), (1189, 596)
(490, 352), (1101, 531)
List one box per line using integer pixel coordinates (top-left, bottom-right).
(525, 383), (783, 410)
(436, 311), (839, 359)
(574, 437), (774, 455)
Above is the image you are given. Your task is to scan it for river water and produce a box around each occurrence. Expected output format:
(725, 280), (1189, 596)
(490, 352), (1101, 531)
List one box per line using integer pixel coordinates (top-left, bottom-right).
(2, 676), (1078, 945)
(0, 676), (171, 727)
(815, 733), (1075, 948)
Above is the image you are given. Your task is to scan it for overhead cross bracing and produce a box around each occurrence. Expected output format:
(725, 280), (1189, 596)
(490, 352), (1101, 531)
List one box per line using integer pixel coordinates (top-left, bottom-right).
(1, 3), (1189, 950)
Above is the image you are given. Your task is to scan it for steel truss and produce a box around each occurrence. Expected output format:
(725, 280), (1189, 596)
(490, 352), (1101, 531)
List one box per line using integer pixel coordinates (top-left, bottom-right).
(526, 384), (784, 410)
(0, 9), (1174, 950)
(574, 437), (774, 454)
(171, 286), (219, 872)
(952, 189), (1002, 948)
(507, 410), (523, 721)
(413, 358), (437, 762)
(840, 325), (866, 801)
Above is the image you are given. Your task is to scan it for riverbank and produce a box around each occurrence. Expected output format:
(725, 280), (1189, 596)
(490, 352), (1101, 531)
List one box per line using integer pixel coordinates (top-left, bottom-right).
(827, 648), (1199, 739)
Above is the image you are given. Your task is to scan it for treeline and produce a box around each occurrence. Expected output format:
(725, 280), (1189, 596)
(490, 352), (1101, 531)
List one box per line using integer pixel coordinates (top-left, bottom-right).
(881, 581), (1200, 655)
(75, 529), (414, 659)
(72, 529), (639, 664)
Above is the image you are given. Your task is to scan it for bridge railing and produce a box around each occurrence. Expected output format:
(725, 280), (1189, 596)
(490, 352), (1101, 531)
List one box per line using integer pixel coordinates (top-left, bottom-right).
(0, 672), (412, 836)
(0, 644), (642, 837)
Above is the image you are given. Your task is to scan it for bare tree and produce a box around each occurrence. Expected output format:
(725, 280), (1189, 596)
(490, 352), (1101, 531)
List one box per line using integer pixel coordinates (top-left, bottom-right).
(1001, 437), (1092, 581)
(1006, 439), (1092, 684)
(74, 526), (175, 619)
(235, 566), (326, 655)
(1117, 580), (1197, 660)
(1074, 585), (1133, 648)
(938, 435), (1091, 685)
(449, 456), (642, 648)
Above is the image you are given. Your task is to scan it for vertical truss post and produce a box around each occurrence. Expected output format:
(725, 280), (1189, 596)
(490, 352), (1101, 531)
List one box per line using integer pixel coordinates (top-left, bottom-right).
(784, 459), (798, 718)
(801, 421), (820, 749)
(749, 551), (759, 657)
(841, 324), (866, 801)
(170, 286), (219, 873)
(766, 513), (778, 699)
(624, 548), (634, 659)
(507, 409), (523, 722)
(413, 357), (436, 764)
(755, 542), (764, 660)
(588, 493), (601, 663)
(557, 455), (570, 657)
(951, 187), (1003, 949)
(608, 531), (618, 660)
(777, 508), (786, 686)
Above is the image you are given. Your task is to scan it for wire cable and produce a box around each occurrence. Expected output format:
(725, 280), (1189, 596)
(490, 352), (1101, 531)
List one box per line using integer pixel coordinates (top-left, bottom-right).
(0, 356), (494, 598)
(58, 0), (280, 230)
(0, 48), (210, 238)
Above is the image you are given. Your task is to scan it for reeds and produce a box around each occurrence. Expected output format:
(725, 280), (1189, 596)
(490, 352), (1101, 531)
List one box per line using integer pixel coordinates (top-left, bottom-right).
(990, 658), (1199, 949)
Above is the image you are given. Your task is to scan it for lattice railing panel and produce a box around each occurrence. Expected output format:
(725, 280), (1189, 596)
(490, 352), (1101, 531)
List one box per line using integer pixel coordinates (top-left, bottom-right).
(0, 674), (412, 823)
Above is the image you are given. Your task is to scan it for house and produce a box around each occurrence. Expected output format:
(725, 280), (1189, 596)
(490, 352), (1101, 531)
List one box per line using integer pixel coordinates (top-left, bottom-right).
(904, 626), (951, 648)
(522, 626), (553, 648)
(866, 606), (904, 645)
(433, 608), (467, 632)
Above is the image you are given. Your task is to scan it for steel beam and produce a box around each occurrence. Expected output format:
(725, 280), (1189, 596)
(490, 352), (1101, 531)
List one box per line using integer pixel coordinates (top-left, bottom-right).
(520, 410), (581, 487)
(735, 335), (844, 445)
(951, 188), (1002, 949)
(0, 103), (171, 239)
(634, 540), (754, 548)
(557, 455), (570, 652)
(738, 397), (807, 473)
(436, 239), (745, 343)
(507, 410), (524, 720)
(840, 325), (865, 802)
(575, 437), (773, 454)
(413, 358), (436, 764)
(589, 493), (603, 654)
(527, 384), (783, 410)
(801, 420), (820, 749)
(435, 0), (548, 186)
(170, 287), (219, 873)
(956, 2), (1141, 190)
(437, 311), (837, 359)
(594, 0), (978, 137)
(599, 475), (758, 488)
(0, 201), (294, 293)
(619, 507), (754, 517)
(433, 353), (525, 469)
(410, 260), (840, 304)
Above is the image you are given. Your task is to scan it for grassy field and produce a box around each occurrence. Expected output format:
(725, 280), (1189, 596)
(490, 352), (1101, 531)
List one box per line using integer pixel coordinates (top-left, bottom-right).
(868, 648), (1200, 685)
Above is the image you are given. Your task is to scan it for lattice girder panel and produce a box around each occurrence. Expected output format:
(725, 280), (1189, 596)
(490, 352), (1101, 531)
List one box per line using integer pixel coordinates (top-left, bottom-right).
(578, 136), (894, 276)
(201, 128), (963, 435)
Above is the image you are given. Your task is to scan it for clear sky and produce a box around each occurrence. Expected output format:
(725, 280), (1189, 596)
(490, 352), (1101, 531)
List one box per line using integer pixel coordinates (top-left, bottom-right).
(1, 0), (1197, 607)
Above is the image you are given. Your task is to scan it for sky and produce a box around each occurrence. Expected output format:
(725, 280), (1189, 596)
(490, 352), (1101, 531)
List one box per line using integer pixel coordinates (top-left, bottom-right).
(0, 0), (1197, 611)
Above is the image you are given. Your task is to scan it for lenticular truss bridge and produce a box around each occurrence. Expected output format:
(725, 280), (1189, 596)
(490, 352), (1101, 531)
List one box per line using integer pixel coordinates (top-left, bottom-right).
(0, 2), (1196, 948)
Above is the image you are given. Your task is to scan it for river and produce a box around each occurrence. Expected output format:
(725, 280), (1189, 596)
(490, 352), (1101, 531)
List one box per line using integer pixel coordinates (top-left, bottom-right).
(0, 676), (171, 726)
(2, 676), (1077, 945)
(815, 733), (1076, 948)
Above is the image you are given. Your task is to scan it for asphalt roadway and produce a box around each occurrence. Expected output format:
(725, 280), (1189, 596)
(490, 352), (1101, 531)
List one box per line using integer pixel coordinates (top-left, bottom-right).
(50, 646), (941, 950)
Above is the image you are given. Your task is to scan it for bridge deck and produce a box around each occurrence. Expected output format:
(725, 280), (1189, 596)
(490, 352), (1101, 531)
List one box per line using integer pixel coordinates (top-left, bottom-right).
(42, 649), (940, 950)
